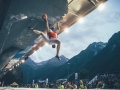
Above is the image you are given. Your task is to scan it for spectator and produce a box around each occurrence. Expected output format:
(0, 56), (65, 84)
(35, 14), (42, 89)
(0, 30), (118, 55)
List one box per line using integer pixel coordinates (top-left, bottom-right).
(114, 78), (120, 89)
(2, 81), (4, 87)
(79, 80), (85, 89)
(84, 81), (90, 89)
(35, 83), (38, 88)
(71, 82), (77, 89)
(108, 79), (114, 88)
(101, 81), (107, 89)
(96, 81), (103, 89)
(65, 82), (72, 89)
(60, 83), (64, 89)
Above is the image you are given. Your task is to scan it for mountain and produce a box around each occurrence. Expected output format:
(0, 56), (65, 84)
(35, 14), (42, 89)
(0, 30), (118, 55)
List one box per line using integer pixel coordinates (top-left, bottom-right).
(21, 55), (68, 83)
(35, 55), (68, 81)
(37, 55), (68, 67)
(80, 31), (120, 79)
(37, 61), (48, 66)
(39, 55), (68, 67)
(42, 42), (106, 81)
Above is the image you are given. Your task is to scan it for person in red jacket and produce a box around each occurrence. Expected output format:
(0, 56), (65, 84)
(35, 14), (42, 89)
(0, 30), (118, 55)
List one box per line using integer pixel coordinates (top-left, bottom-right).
(22, 15), (61, 60)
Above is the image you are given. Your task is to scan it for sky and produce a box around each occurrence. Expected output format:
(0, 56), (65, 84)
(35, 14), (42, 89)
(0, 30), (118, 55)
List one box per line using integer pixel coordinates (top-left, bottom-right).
(30, 0), (120, 62)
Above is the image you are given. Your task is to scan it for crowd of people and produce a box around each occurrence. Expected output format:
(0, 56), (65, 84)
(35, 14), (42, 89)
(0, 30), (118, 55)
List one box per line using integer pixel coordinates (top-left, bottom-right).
(0, 80), (87, 89)
(8, 80), (85, 89)
(20, 74), (120, 89)
(16, 72), (120, 89)
(90, 72), (120, 89)
(0, 72), (120, 89)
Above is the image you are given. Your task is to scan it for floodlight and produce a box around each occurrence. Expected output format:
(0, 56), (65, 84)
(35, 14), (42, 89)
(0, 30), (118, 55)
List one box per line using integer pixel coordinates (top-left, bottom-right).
(98, 3), (104, 11)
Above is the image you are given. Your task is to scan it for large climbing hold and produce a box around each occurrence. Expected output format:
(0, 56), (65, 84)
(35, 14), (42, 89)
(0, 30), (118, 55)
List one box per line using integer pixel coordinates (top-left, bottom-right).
(42, 14), (48, 20)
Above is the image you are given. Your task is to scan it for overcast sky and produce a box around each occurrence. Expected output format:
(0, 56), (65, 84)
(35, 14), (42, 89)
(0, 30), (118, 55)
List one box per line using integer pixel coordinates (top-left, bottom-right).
(30, 0), (120, 62)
